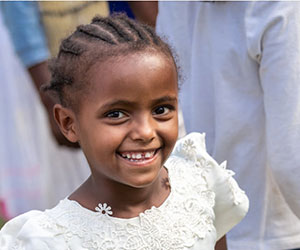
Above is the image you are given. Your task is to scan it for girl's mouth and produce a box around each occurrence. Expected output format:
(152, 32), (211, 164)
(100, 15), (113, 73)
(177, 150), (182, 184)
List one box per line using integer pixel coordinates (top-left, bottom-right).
(117, 148), (160, 162)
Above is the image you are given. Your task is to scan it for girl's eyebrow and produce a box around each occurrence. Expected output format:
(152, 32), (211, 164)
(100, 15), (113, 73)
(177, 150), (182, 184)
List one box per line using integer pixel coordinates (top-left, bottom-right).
(151, 96), (178, 106)
(101, 100), (133, 110)
(100, 96), (178, 110)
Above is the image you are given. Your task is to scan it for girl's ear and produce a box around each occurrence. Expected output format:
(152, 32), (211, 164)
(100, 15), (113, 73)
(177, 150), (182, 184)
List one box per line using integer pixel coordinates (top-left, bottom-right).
(53, 104), (79, 143)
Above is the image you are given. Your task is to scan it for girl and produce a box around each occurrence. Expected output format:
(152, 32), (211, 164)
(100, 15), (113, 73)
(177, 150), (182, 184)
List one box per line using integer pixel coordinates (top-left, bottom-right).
(0, 14), (248, 249)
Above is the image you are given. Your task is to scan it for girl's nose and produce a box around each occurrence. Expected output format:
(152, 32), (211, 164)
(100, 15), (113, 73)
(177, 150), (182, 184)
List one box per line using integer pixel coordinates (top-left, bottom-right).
(130, 116), (156, 143)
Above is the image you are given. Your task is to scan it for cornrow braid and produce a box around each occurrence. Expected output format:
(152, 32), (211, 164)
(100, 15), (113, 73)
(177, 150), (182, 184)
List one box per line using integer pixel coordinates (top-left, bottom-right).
(91, 16), (133, 42)
(77, 24), (118, 44)
(59, 37), (87, 56)
(117, 15), (151, 43)
(42, 13), (177, 108)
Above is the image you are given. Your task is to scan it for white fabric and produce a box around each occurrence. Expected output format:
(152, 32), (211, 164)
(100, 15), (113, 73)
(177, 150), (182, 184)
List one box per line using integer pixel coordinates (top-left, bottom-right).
(0, 10), (89, 218)
(0, 133), (248, 250)
(156, 2), (300, 250)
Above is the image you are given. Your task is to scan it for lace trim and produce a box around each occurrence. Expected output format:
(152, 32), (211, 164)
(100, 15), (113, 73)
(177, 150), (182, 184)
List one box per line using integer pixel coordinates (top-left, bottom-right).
(10, 239), (24, 250)
(175, 134), (246, 205)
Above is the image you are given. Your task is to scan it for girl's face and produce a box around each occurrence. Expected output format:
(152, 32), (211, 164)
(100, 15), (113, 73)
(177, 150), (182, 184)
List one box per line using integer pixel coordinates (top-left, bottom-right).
(71, 52), (178, 188)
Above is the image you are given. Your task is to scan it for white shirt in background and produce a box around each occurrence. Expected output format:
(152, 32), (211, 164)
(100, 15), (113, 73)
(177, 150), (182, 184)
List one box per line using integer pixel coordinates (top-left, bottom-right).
(157, 2), (300, 250)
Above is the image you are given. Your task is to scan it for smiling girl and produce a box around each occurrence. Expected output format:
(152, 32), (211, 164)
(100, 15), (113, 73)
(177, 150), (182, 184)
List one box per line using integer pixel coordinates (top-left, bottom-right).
(0, 14), (248, 250)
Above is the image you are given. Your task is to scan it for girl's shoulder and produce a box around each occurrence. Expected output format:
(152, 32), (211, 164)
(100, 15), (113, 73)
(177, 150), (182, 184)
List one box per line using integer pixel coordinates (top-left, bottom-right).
(166, 132), (249, 240)
(0, 205), (66, 250)
(166, 132), (224, 182)
(167, 132), (244, 197)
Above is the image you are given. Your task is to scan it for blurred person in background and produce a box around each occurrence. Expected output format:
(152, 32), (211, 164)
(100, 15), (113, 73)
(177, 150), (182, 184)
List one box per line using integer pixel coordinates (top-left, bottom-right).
(0, 3), (59, 219)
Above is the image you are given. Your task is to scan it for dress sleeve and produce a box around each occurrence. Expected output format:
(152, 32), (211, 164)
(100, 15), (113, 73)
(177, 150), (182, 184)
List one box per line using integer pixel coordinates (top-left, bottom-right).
(172, 132), (249, 240)
(208, 160), (249, 240)
(246, 2), (300, 219)
(0, 210), (65, 250)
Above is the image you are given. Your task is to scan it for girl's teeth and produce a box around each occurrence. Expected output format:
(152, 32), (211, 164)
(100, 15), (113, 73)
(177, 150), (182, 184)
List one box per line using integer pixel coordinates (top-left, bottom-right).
(120, 151), (156, 160)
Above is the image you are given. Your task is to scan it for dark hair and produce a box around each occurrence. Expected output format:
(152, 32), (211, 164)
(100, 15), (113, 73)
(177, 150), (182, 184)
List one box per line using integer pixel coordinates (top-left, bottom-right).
(42, 14), (177, 109)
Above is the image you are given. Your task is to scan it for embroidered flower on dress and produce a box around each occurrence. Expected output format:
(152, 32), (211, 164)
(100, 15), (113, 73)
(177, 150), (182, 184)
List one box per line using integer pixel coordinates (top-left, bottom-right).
(95, 203), (113, 216)
(181, 139), (197, 159)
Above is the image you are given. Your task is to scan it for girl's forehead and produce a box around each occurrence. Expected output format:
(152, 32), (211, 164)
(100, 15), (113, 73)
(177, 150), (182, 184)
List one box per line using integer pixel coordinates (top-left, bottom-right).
(87, 51), (177, 87)
(81, 52), (178, 106)
(91, 50), (176, 73)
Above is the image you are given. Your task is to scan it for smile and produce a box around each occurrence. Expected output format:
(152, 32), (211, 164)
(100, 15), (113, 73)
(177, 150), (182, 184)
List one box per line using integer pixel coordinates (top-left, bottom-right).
(117, 149), (159, 162)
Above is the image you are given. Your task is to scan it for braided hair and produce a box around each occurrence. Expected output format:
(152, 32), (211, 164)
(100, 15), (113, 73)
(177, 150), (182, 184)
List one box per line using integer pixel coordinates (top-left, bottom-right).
(42, 14), (177, 109)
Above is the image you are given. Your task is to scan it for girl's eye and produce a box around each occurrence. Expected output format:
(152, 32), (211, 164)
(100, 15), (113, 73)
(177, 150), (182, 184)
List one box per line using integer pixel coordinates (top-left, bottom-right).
(106, 111), (125, 119)
(153, 106), (172, 116)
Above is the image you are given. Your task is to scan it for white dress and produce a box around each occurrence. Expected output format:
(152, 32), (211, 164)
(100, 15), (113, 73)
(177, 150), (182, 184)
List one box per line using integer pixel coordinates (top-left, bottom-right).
(0, 133), (248, 250)
(156, 2), (300, 249)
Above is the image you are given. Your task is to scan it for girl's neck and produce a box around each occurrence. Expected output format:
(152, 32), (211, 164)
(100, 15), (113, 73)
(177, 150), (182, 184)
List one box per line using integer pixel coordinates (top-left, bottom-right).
(68, 167), (171, 218)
